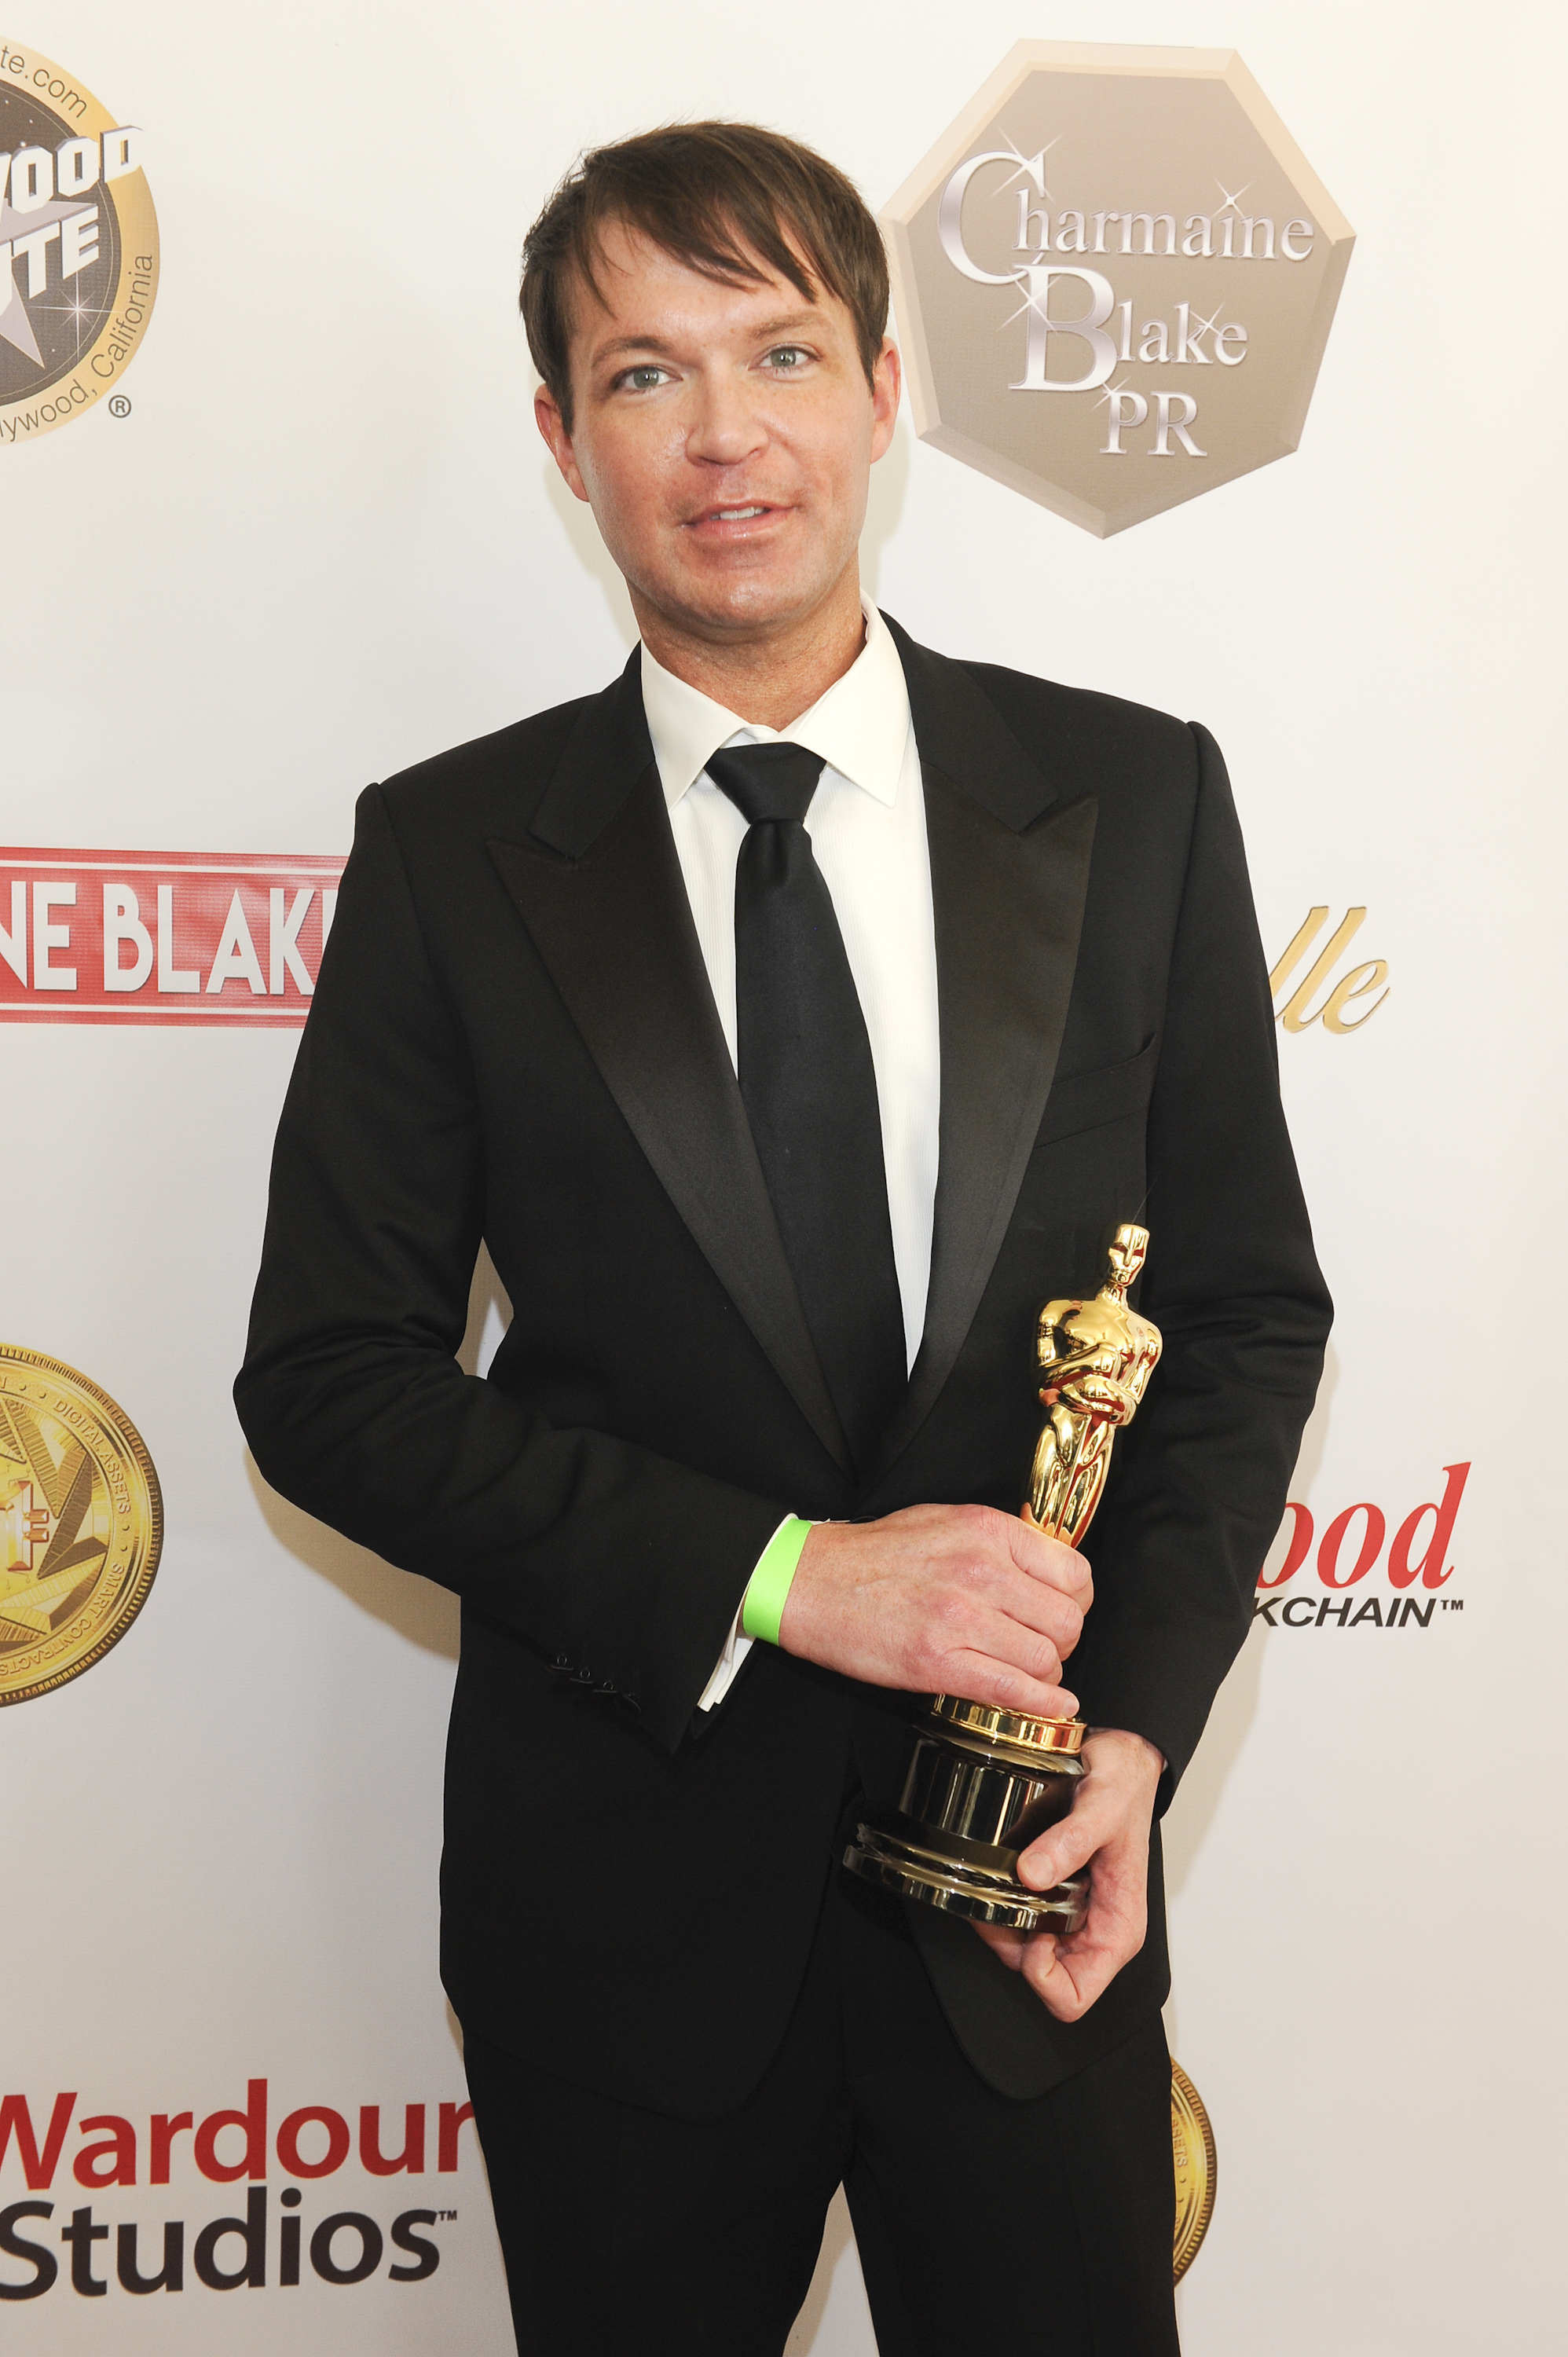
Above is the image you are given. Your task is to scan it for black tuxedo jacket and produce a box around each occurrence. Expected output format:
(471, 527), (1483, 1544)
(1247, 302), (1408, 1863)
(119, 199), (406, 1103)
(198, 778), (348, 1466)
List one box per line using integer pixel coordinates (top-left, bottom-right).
(236, 617), (1329, 2111)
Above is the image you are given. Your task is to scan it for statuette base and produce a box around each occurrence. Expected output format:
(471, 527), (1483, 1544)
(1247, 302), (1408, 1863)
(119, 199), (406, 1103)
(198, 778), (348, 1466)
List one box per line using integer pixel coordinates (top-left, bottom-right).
(843, 1820), (1089, 1933)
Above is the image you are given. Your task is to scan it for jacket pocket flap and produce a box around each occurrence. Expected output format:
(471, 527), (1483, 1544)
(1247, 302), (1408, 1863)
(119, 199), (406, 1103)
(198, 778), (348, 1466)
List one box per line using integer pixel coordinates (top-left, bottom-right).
(1034, 1035), (1157, 1149)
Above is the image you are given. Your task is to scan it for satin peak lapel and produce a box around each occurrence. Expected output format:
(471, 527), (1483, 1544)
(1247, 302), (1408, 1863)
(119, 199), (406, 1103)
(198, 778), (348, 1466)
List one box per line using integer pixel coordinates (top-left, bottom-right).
(487, 659), (852, 1475)
(877, 623), (1097, 1475)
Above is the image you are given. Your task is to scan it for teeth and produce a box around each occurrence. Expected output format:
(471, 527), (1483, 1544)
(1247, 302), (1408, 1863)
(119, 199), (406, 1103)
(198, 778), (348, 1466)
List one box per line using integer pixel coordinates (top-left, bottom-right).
(713, 506), (765, 519)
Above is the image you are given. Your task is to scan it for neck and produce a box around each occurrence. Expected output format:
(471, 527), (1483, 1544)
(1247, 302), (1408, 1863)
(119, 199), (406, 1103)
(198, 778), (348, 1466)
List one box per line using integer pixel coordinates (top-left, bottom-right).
(632, 564), (867, 733)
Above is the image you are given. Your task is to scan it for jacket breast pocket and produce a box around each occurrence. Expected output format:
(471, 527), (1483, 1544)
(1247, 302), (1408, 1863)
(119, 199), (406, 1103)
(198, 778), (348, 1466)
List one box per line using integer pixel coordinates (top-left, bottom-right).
(1033, 1035), (1157, 1151)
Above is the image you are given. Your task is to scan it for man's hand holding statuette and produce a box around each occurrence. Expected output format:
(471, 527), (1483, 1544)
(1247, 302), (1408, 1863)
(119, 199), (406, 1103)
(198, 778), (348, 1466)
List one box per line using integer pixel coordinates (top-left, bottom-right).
(972, 1727), (1163, 2022)
(779, 1509), (1160, 2022)
(780, 1505), (1090, 1722)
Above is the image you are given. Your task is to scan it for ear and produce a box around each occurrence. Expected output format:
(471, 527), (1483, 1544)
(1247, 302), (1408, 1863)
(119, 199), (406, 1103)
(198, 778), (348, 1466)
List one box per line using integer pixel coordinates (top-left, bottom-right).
(535, 385), (591, 504)
(869, 337), (902, 464)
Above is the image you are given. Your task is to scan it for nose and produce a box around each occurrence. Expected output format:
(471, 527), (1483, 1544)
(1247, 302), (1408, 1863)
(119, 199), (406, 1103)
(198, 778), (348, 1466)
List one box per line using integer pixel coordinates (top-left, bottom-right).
(685, 366), (767, 470)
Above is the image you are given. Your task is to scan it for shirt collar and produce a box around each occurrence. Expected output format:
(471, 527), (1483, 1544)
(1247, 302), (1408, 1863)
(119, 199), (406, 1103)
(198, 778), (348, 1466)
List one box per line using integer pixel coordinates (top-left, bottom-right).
(639, 602), (912, 811)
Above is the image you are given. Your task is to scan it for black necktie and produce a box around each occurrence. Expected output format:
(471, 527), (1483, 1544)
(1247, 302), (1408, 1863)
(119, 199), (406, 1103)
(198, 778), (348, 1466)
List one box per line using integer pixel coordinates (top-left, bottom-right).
(707, 741), (907, 1474)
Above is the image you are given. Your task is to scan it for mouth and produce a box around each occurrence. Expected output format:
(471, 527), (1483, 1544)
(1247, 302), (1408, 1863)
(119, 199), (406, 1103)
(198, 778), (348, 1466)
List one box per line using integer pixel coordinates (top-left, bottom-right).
(685, 501), (786, 533)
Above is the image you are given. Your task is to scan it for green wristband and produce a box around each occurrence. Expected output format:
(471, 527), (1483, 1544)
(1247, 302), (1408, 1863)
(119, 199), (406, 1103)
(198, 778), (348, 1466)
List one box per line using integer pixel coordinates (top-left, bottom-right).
(740, 1517), (815, 1646)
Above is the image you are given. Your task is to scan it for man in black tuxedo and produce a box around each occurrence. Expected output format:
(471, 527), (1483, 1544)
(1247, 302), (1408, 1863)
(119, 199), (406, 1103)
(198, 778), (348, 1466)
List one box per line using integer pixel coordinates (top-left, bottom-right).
(236, 122), (1330, 2355)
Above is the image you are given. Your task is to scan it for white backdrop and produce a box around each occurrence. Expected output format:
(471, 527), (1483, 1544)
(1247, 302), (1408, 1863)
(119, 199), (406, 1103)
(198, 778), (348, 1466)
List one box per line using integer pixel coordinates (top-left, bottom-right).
(3, 1), (1565, 2348)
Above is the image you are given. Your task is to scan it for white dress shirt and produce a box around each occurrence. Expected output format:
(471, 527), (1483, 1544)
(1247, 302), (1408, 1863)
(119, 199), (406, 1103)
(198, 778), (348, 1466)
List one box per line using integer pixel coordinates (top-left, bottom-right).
(639, 603), (940, 1709)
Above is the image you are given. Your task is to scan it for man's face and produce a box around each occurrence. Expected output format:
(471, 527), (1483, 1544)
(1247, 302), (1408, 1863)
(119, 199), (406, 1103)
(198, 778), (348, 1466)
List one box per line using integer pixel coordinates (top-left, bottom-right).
(536, 220), (899, 647)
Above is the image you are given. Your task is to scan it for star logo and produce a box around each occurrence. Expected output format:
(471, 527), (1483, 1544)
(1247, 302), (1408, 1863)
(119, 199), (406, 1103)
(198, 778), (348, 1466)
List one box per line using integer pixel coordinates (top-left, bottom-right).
(0, 185), (99, 368)
(0, 45), (159, 442)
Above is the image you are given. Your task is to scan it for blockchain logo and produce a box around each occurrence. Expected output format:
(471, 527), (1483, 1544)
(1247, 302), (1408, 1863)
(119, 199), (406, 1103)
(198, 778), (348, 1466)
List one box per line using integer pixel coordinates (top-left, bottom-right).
(0, 1346), (162, 1703)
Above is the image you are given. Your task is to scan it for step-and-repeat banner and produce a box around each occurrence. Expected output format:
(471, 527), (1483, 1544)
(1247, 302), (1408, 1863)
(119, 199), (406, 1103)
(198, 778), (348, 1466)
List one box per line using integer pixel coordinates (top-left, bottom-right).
(3, 5), (1561, 2352)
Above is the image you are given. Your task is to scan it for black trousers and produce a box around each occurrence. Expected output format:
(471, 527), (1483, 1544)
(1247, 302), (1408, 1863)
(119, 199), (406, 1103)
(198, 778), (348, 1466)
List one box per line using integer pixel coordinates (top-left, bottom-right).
(461, 1864), (1178, 2356)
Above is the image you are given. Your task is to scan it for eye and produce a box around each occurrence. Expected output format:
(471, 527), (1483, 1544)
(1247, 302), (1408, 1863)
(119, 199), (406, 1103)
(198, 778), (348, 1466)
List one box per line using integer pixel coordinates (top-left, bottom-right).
(764, 346), (811, 372)
(617, 364), (671, 393)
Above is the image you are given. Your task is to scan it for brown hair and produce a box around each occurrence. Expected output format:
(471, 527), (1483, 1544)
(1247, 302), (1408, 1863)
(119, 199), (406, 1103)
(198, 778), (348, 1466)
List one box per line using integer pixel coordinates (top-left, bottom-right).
(522, 122), (889, 431)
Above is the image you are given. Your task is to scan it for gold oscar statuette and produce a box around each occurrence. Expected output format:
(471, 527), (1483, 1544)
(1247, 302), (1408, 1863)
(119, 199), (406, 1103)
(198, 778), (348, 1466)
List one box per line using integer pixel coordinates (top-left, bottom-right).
(843, 1223), (1162, 1932)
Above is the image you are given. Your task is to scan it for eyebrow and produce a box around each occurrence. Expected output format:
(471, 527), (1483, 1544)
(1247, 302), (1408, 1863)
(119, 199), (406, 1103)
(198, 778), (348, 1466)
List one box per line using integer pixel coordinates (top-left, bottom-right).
(589, 311), (824, 368)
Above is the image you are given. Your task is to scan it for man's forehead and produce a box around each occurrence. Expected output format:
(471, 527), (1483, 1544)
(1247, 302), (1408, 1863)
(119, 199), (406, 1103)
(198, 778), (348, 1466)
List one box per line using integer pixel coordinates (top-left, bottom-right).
(566, 218), (830, 354)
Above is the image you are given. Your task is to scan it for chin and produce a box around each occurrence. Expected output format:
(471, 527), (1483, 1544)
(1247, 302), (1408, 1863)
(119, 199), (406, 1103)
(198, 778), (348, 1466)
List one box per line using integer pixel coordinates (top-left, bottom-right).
(680, 567), (833, 639)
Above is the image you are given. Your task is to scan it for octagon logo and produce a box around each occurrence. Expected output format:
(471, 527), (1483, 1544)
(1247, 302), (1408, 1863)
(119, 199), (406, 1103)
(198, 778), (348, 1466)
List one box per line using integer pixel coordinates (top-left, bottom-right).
(0, 40), (158, 444)
(882, 42), (1354, 535)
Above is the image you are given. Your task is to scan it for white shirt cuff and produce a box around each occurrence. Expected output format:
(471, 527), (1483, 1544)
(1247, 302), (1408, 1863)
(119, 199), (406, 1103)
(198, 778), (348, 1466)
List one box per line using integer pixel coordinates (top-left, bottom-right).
(696, 1511), (803, 1711)
(696, 1612), (753, 1711)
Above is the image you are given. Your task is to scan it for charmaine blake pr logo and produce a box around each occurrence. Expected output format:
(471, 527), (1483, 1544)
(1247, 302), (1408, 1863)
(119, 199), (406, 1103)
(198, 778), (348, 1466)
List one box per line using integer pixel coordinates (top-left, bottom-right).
(882, 43), (1354, 535)
(0, 41), (157, 443)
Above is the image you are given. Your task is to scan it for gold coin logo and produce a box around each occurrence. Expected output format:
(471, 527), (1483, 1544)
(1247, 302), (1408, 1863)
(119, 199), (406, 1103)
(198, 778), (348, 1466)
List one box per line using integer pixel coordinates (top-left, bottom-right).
(0, 1345), (161, 1703)
(1171, 2058), (1217, 2282)
(1, 40), (159, 443)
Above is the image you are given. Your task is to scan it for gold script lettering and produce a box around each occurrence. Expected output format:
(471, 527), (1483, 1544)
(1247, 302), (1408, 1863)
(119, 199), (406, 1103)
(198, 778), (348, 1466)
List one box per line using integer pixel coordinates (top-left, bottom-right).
(1321, 959), (1389, 1032)
(1269, 907), (1388, 1033)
